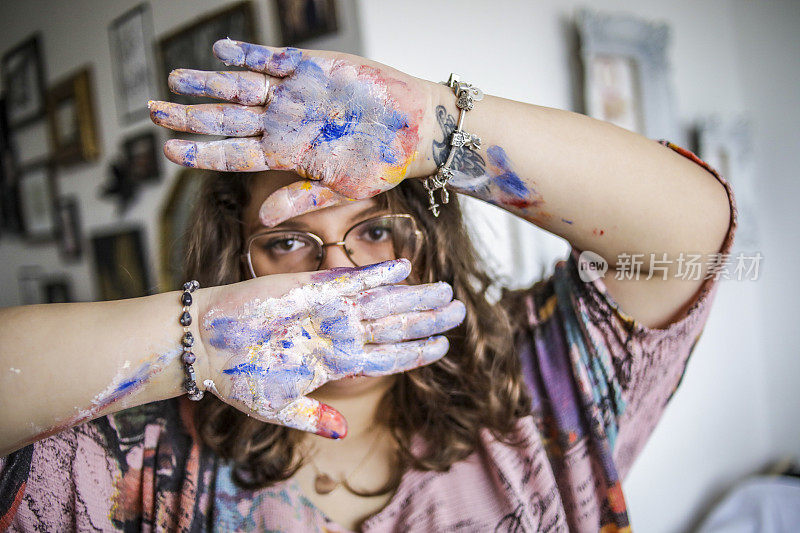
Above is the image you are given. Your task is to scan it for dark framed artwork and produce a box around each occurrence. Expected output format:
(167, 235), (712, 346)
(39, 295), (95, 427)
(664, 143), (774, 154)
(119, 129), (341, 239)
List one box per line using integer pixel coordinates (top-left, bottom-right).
(42, 276), (73, 303)
(158, 168), (204, 291)
(55, 196), (83, 260)
(18, 265), (44, 305)
(1, 34), (47, 129)
(91, 226), (152, 301)
(1, 96), (23, 235)
(157, 1), (256, 105)
(108, 3), (157, 124)
(47, 66), (101, 166)
(275, 0), (338, 46)
(17, 160), (57, 242)
(122, 130), (160, 182)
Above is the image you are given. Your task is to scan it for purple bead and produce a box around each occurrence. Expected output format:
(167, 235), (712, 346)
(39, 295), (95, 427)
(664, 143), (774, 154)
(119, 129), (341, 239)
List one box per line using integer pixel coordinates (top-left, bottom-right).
(182, 351), (196, 365)
(179, 311), (192, 326)
(181, 331), (194, 347)
(181, 291), (193, 306)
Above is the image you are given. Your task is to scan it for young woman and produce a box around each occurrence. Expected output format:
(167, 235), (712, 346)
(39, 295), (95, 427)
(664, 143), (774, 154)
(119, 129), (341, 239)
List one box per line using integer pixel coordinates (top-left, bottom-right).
(0, 39), (736, 531)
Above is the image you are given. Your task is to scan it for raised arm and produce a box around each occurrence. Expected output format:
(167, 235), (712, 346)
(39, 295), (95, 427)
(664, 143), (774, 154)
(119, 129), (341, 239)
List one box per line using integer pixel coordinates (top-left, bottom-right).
(148, 40), (734, 329)
(0, 260), (464, 456)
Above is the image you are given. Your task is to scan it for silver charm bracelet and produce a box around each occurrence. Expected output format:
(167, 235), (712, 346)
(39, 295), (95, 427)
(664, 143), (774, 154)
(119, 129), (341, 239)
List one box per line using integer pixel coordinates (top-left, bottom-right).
(424, 73), (484, 217)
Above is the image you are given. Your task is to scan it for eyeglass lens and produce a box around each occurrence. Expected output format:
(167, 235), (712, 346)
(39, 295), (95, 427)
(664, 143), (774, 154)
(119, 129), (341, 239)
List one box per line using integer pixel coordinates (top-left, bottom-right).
(248, 215), (421, 276)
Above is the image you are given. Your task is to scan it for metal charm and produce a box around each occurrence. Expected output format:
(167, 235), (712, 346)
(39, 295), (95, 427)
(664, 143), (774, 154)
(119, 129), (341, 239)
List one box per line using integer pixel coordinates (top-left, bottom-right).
(426, 73), (484, 217)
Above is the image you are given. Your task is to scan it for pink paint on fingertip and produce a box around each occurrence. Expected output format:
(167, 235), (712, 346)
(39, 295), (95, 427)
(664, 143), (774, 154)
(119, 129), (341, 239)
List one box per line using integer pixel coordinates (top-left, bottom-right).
(315, 404), (348, 439)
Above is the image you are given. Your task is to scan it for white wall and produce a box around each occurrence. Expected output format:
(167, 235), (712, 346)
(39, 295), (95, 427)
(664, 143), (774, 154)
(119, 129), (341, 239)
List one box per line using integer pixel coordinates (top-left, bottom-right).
(1, 1), (798, 531)
(0, 0), (363, 305)
(355, 1), (792, 532)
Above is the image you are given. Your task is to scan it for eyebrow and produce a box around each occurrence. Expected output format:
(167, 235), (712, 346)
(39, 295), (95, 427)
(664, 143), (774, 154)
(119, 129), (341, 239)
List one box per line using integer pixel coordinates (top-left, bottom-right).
(254, 203), (390, 234)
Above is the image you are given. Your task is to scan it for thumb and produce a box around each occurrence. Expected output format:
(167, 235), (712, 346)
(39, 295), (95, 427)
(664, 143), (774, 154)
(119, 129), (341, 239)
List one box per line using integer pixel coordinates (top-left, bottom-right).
(274, 396), (348, 439)
(259, 180), (351, 227)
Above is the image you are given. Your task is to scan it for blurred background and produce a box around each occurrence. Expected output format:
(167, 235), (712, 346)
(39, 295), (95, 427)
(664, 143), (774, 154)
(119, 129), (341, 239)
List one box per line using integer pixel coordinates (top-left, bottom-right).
(0, 0), (797, 530)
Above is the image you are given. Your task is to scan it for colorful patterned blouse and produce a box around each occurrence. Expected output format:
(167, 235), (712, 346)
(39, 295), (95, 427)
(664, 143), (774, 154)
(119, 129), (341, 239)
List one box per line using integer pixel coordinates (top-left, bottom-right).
(0, 140), (737, 532)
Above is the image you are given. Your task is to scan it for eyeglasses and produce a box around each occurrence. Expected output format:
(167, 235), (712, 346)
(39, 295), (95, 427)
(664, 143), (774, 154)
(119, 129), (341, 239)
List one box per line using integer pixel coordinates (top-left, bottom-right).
(243, 214), (424, 278)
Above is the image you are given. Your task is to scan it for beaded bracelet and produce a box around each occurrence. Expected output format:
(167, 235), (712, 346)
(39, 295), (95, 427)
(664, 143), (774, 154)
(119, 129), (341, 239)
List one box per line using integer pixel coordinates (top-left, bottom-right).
(179, 280), (204, 401)
(424, 73), (484, 217)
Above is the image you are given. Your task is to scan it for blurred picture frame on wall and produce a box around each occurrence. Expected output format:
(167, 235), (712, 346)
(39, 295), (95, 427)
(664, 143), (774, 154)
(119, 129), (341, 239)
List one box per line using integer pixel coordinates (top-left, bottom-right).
(90, 226), (152, 301)
(157, 1), (256, 106)
(576, 8), (679, 142)
(46, 66), (101, 165)
(158, 168), (204, 291)
(55, 195), (83, 261)
(41, 275), (73, 303)
(17, 160), (57, 242)
(108, 3), (157, 124)
(275, 0), (338, 47)
(122, 130), (161, 182)
(1, 33), (47, 129)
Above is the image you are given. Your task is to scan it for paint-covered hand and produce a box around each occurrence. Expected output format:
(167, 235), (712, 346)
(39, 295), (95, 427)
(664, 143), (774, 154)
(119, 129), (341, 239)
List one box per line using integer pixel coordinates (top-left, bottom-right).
(149, 39), (439, 226)
(196, 259), (464, 439)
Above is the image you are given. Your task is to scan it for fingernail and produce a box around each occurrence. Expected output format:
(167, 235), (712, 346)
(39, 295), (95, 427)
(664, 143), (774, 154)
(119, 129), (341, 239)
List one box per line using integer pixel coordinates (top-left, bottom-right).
(421, 335), (450, 363)
(148, 100), (170, 122)
(213, 38), (244, 65)
(164, 139), (197, 168)
(315, 404), (348, 439)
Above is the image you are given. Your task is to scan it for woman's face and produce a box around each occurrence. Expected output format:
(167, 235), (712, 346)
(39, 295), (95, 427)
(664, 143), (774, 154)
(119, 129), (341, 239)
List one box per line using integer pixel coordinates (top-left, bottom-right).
(242, 171), (399, 397)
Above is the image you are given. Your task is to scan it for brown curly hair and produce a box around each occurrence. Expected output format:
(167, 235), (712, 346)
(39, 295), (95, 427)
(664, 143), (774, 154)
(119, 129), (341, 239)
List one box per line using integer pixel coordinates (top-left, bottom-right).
(183, 170), (531, 491)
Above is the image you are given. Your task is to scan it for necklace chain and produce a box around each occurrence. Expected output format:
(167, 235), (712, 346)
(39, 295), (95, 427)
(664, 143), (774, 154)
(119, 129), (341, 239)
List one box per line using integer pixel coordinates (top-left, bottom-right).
(306, 429), (384, 496)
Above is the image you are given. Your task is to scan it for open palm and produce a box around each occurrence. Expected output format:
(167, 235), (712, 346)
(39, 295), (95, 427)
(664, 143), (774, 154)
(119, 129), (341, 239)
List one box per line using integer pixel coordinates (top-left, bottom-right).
(150, 39), (434, 225)
(199, 260), (464, 439)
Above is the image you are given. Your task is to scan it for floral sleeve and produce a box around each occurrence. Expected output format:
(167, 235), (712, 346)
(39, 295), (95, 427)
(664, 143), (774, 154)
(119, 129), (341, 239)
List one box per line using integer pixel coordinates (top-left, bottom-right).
(505, 139), (737, 530)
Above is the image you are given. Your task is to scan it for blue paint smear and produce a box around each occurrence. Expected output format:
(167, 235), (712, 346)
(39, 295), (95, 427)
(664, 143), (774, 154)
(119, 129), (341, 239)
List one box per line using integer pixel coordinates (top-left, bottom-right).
(487, 146), (528, 198)
(271, 47), (302, 73)
(172, 76), (205, 96)
(152, 109), (168, 119)
(114, 378), (138, 393)
(183, 143), (197, 168)
(300, 328), (312, 339)
(561, 218), (573, 225)
(319, 316), (347, 337)
(223, 362), (269, 376)
(280, 340), (293, 349)
(207, 317), (272, 351)
(312, 106), (361, 146)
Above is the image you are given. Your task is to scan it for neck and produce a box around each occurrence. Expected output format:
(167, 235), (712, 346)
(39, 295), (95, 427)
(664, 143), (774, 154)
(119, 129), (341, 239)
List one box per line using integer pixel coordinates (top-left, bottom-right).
(310, 375), (395, 441)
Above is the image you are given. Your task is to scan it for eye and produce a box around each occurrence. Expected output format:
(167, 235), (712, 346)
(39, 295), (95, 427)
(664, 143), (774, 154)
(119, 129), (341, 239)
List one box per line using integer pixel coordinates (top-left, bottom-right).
(357, 222), (392, 243)
(263, 237), (307, 254)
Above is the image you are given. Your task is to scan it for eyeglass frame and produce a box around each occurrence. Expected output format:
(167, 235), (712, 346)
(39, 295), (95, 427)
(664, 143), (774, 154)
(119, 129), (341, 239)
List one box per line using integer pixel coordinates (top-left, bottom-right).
(241, 213), (425, 279)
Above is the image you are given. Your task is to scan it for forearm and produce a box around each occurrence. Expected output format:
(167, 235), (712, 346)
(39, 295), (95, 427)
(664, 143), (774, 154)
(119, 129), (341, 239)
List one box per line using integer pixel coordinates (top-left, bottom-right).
(416, 84), (732, 270)
(0, 291), (205, 456)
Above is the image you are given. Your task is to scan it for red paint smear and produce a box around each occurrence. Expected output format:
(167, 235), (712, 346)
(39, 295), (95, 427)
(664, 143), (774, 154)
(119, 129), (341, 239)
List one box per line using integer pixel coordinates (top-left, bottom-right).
(315, 403), (348, 439)
(592, 228), (605, 236)
(354, 64), (421, 164)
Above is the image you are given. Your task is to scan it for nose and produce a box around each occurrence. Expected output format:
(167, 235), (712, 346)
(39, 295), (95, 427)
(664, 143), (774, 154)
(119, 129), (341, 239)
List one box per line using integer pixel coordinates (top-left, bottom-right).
(318, 243), (357, 271)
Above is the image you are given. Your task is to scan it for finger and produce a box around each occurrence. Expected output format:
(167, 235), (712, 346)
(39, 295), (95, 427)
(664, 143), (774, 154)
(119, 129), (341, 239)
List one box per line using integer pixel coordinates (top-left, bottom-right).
(310, 259), (412, 294)
(163, 138), (268, 172)
(169, 69), (271, 105)
(364, 300), (466, 343)
(359, 336), (450, 376)
(149, 101), (264, 136)
(356, 282), (454, 320)
(273, 396), (348, 439)
(213, 38), (303, 77)
(259, 180), (351, 227)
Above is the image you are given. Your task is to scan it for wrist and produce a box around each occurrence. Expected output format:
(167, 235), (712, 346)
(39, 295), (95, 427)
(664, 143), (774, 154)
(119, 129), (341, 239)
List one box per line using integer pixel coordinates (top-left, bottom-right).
(190, 286), (213, 392)
(409, 78), (454, 179)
